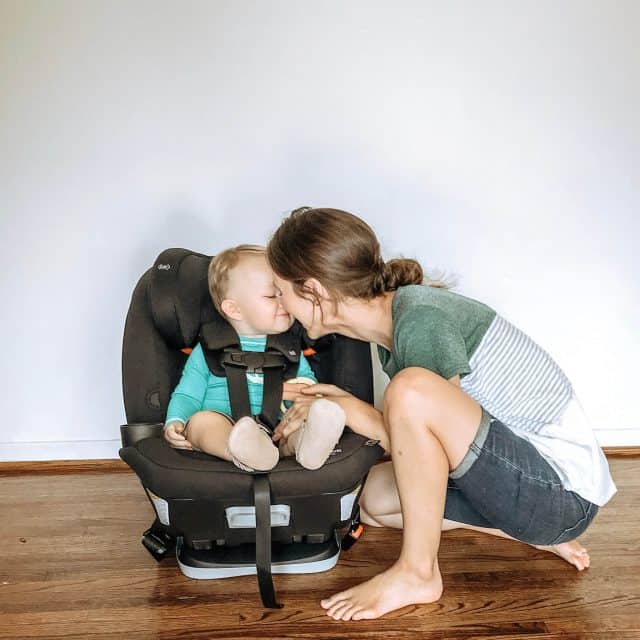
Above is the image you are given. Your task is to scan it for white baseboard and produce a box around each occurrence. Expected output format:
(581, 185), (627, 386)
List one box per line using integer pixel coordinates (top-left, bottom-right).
(0, 430), (637, 462)
(0, 440), (122, 462)
(594, 429), (640, 448)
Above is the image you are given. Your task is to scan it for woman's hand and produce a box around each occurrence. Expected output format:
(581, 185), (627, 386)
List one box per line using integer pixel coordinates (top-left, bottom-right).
(274, 383), (356, 445)
(300, 384), (390, 453)
(299, 383), (355, 400)
(273, 395), (317, 444)
(282, 381), (313, 402)
(164, 422), (193, 451)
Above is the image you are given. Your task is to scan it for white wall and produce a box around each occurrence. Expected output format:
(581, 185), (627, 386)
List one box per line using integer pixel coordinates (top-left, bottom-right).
(1, 0), (638, 461)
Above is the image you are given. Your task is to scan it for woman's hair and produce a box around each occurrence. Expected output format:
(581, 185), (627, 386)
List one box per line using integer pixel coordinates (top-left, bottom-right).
(208, 244), (265, 316)
(267, 207), (451, 304)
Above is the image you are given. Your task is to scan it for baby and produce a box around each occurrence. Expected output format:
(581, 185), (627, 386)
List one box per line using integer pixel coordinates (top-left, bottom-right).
(163, 244), (345, 471)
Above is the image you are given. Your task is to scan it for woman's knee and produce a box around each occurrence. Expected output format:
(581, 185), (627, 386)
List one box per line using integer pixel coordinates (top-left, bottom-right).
(383, 367), (443, 420)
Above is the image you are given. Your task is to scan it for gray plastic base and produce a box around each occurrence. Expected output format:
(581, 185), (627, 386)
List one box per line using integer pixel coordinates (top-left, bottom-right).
(176, 534), (341, 579)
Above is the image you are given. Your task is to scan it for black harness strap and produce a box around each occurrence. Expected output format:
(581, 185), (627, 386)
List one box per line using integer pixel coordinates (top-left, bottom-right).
(224, 364), (253, 421)
(258, 365), (286, 430)
(254, 475), (282, 608)
(200, 315), (303, 428)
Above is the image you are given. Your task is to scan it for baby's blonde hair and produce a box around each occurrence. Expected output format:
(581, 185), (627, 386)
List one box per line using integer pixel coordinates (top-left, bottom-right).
(208, 244), (266, 316)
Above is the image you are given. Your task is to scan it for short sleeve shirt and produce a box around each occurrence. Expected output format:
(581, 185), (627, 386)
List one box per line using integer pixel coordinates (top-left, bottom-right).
(377, 285), (496, 380)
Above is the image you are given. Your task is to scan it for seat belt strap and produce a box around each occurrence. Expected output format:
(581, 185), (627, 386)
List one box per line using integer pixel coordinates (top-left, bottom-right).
(254, 474), (282, 609)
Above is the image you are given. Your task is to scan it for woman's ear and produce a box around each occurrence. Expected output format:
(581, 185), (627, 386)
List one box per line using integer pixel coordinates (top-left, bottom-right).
(303, 278), (330, 305)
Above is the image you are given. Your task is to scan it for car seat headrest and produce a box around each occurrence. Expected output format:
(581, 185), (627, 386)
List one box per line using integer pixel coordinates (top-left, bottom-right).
(148, 248), (216, 349)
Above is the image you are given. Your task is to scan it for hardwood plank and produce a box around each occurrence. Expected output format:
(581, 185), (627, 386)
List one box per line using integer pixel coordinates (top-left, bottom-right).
(0, 460), (638, 640)
(0, 448), (636, 476)
(0, 459), (130, 476)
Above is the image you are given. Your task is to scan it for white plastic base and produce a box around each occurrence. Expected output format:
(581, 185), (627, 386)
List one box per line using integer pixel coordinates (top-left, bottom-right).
(175, 536), (341, 580)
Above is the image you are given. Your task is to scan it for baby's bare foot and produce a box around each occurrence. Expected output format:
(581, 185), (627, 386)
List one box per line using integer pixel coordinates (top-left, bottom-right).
(320, 561), (443, 621)
(534, 539), (590, 570)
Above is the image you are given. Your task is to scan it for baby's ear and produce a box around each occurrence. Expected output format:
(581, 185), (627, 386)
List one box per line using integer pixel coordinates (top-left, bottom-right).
(220, 298), (242, 321)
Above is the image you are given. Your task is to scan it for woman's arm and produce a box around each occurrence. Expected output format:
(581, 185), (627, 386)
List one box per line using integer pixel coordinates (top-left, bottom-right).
(275, 382), (390, 451)
(296, 384), (390, 453)
(337, 393), (390, 454)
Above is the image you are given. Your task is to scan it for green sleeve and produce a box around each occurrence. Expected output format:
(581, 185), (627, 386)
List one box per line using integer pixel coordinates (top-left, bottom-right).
(394, 306), (471, 380)
(295, 352), (317, 382)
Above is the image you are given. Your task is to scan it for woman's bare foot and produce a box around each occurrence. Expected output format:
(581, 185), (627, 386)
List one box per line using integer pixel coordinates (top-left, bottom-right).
(534, 539), (590, 570)
(320, 560), (443, 621)
(441, 520), (590, 571)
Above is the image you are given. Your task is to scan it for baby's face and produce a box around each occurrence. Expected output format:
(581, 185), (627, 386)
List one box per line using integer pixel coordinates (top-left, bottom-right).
(226, 255), (293, 335)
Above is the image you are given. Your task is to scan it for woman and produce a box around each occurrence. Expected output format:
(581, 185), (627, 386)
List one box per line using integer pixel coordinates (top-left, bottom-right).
(268, 207), (616, 622)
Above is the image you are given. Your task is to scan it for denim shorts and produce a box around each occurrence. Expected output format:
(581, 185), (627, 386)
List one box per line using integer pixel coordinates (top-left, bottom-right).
(444, 409), (599, 545)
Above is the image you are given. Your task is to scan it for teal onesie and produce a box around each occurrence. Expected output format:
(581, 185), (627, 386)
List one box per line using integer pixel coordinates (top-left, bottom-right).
(165, 335), (316, 426)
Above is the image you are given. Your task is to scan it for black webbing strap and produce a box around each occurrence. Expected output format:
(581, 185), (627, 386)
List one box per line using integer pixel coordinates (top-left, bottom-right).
(253, 474), (282, 609)
(257, 366), (284, 431)
(225, 364), (253, 422)
(220, 350), (287, 428)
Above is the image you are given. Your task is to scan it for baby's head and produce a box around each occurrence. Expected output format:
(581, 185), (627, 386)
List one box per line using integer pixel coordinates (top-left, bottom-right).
(208, 244), (293, 336)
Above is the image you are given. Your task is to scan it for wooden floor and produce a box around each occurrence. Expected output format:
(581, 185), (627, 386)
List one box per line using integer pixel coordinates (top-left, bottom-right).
(0, 459), (638, 640)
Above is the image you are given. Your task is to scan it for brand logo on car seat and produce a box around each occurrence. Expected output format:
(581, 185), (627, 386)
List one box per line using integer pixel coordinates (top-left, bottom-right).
(157, 264), (171, 270)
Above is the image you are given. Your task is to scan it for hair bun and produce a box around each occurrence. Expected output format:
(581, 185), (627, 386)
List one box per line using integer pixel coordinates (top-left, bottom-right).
(382, 258), (424, 290)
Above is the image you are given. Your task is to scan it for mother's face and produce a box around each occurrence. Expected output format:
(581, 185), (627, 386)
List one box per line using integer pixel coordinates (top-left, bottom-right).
(273, 274), (327, 339)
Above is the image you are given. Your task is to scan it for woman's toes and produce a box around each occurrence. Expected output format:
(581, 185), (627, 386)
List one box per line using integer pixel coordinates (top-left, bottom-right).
(341, 605), (362, 621)
(321, 591), (351, 609)
(329, 601), (351, 619)
(353, 608), (376, 621)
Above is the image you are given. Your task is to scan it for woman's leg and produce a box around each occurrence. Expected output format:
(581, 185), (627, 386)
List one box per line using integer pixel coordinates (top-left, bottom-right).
(360, 461), (590, 570)
(322, 367), (484, 621)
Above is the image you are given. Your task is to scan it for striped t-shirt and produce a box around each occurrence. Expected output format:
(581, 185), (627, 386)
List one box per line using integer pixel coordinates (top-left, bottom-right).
(377, 285), (616, 506)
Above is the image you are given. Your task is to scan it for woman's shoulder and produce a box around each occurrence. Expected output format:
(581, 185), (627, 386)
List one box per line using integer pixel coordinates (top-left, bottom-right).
(393, 284), (481, 314)
(392, 285), (496, 336)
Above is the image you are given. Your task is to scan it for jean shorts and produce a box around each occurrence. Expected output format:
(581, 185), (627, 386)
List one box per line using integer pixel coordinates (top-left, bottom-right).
(444, 409), (599, 545)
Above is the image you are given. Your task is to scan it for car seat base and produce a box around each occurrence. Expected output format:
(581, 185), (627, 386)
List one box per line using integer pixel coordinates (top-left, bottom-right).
(176, 533), (341, 579)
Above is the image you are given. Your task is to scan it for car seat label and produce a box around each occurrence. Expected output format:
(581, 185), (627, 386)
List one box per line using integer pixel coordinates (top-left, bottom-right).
(147, 490), (170, 525)
(340, 486), (361, 521)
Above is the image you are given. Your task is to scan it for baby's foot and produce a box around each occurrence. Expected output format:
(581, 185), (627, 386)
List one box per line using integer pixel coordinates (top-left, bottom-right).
(227, 417), (279, 472)
(295, 398), (345, 470)
(534, 539), (590, 570)
(321, 560), (443, 621)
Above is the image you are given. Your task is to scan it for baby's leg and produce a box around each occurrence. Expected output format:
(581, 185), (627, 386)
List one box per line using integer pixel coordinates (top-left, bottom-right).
(283, 398), (345, 470)
(185, 411), (279, 471)
(227, 417), (279, 471)
(184, 411), (234, 459)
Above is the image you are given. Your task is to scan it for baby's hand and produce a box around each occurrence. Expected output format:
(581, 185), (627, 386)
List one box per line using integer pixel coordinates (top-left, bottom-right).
(164, 422), (193, 450)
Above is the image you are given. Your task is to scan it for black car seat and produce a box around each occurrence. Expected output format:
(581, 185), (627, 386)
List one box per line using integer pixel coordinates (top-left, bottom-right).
(119, 248), (384, 608)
